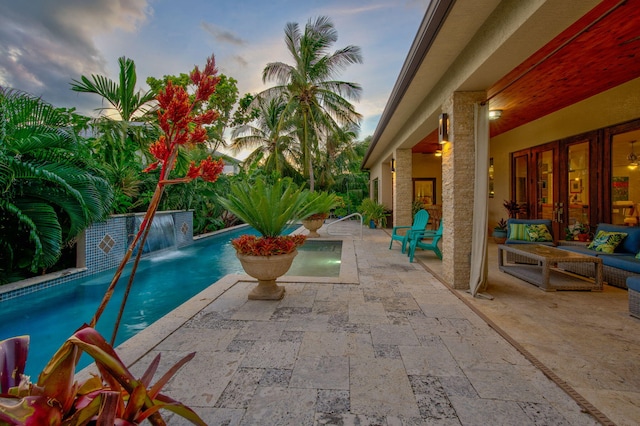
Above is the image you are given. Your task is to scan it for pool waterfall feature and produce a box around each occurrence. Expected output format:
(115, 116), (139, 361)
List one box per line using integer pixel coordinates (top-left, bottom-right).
(133, 213), (177, 254)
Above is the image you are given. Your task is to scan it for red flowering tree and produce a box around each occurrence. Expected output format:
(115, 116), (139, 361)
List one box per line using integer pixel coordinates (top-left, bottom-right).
(91, 55), (224, 337)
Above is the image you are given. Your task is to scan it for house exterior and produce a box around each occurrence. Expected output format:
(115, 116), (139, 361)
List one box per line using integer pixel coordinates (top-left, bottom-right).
(362, 0), (640, 290)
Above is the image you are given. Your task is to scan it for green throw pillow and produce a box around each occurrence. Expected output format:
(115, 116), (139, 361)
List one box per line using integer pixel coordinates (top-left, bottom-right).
(587, 231), (627, 253)
(525, 224), (553, 242)
(508, 223), (528, 241)
(635, 250), (640, 260)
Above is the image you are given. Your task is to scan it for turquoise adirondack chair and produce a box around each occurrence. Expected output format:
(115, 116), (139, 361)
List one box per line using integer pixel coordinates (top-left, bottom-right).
(388, 209), (429, 253)
(408, 220), (443, 262)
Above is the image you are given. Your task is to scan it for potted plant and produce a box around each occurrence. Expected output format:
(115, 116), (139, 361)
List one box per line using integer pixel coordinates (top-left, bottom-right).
(218, 178), (331, 300)
(503, 200), (522, 218)
(300, 192), (340, 237)
(359, 198), (390, 228)
(493, 218), (508, 243)
(565, 221), (591, 241)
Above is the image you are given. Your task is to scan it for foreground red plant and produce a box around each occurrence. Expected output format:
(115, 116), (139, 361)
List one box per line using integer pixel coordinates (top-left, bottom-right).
(0, 329), (205, 425)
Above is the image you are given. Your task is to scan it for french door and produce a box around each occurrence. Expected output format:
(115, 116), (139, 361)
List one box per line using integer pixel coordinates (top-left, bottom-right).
(512, 134), (596, 240)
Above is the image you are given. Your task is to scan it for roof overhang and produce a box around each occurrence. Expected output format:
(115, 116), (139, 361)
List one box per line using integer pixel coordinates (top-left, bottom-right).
(362, 0), (639, 168)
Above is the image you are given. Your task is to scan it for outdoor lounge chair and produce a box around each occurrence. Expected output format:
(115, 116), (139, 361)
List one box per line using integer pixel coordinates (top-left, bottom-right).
(407, 220), (443, 262)
(388, 209), (429, 253)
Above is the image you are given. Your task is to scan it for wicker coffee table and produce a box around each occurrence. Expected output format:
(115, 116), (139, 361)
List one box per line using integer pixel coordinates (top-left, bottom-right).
(498, 244), (603, 291)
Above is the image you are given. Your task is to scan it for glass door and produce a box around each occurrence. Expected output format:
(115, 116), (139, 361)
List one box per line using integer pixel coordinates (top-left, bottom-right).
(535, 148), (555, 220)
(566, 142), (590, 230)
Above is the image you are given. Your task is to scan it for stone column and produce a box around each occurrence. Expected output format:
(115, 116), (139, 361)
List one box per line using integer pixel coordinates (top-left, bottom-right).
(441, 91), (486, 289)
(394, 149), (413, 227)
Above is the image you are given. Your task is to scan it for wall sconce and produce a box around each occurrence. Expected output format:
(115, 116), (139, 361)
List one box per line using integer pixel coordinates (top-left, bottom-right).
(489, 109), (503, 120)
(390, 158), (396, 172)
(434, 149), (442, 157)
(438, 113), (449, 144)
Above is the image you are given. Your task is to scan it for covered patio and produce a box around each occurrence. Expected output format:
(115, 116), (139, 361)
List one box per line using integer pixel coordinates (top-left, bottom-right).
(410, 236), (638, 425)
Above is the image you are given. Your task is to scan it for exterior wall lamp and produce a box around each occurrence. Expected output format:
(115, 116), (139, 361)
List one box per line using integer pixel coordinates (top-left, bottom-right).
(438, 113), (449, 144)
(390, 158), (396, 172)
(489, 109), (503, 120)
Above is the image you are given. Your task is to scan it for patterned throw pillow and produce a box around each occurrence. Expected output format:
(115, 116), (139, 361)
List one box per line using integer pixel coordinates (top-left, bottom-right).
(587, 231), (627, 253)
(525, 224), (553, 242)
(508, 223), (528, 241)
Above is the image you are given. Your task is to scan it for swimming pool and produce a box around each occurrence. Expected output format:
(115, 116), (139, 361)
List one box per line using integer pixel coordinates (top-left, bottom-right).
(0, 226), (342, 377)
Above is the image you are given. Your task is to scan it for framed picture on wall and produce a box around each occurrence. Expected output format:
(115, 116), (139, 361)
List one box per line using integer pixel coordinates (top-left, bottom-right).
(570, 179), (582, 193)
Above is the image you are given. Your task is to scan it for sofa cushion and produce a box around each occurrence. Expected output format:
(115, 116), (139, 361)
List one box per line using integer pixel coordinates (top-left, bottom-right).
(594, 223), (640, 254)
(588, 230), (627, 253)
(526, 224), (553, 242)
(506, 219), (553, 241)
(600, 255), (640, 275)
(509, 223), (528, 241)
(627, 275), (640, 292)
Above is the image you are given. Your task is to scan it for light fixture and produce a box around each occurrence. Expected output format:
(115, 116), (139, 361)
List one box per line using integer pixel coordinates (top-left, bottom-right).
(434, 149), (442, 157)
(489, 109), (503, 120)
(390, 158), (396, 172)
(628, 140), (638, 170)
(438, 113), (449, 144)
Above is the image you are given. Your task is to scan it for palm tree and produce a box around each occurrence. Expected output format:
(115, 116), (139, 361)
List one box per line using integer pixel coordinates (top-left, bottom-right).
(261, 16), (363, 190)
(231, 95), (301, 178)
(71, 56), (158, 212)
(0, 88), (113, 282)
(315, 123), (359, 190)
(71, 56), (156, 121)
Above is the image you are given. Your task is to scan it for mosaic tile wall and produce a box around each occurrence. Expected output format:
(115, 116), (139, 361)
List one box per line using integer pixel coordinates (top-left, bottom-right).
(86, 216), (128, 274)
(0, 212), (193, 302)
(174, 211), (193, 248)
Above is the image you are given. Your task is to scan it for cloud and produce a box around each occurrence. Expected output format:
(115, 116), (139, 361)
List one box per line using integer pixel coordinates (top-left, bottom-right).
(0, 0), (149, 112)
(200, 22), (246, 46)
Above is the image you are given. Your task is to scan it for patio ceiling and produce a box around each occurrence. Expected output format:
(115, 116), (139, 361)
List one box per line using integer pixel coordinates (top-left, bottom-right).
(411, 0), (640, 154)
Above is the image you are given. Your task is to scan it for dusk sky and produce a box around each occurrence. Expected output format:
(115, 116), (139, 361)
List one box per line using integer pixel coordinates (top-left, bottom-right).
(0, 0), (429, 145)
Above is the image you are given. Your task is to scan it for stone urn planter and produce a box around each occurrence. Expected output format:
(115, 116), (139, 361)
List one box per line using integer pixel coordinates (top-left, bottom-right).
(302, 218), (325, 237)
(236, 250), (298, 300)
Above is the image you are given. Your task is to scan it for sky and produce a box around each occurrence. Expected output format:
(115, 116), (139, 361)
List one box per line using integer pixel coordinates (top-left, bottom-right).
(0, 0), (429, 148)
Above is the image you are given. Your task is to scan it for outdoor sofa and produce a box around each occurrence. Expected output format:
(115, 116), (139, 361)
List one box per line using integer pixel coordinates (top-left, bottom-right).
(556, 223), (640, 289)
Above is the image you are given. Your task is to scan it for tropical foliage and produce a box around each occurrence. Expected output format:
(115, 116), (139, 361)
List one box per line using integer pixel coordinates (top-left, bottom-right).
(72, 56), (160, 214)
(0, 88), (113, 283)
(258, 16), (363, 190)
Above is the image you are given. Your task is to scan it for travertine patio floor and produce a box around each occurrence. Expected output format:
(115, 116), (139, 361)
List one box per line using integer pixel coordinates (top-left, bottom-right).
(103, 222), (638, 425)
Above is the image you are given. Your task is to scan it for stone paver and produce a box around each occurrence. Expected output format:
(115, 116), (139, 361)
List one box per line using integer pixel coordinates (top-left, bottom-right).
(127, 227), (599, 425)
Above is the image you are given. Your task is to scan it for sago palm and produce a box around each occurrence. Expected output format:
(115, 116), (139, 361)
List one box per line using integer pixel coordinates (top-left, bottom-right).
(261, 16), (363, 190)
(0, 88), (113, 282)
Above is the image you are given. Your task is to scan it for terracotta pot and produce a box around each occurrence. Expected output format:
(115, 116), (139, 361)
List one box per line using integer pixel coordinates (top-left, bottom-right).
(577, 233), (590, 242)
(236, 250), (298, 300)
(302, 218), (325, 238)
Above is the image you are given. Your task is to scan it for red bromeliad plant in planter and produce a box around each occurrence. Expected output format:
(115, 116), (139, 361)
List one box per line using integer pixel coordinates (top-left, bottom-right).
(218, 178), (335, 300)
(0, 54), (224, 425)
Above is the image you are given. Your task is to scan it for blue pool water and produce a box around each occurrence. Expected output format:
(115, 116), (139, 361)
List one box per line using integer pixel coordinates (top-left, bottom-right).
(0, 226), (341, 378)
